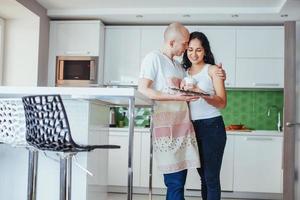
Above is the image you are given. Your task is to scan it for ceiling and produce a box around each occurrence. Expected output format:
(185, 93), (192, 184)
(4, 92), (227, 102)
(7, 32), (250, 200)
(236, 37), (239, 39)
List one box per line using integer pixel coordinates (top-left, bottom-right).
(1, 0), (300, 24)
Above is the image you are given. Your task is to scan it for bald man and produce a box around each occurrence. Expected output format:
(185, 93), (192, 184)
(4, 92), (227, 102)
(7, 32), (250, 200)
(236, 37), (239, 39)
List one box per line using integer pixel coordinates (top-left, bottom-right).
(139, 22), (196, 101)
(138, 22), (201, 200)
(138, 22), (225, 200)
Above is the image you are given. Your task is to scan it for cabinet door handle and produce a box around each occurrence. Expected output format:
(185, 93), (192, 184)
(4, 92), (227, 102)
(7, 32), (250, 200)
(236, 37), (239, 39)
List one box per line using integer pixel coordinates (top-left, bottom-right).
(286, 122), (300, 127)
(253, 83), (280, 87)
(64, 51), (90, 55)
(246, 137), (273, 141)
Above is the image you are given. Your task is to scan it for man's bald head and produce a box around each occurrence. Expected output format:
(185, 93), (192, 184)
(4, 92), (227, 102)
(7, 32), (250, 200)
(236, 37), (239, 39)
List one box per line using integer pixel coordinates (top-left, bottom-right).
(163, 22), (190, 57)
(164, 22), (189, 43)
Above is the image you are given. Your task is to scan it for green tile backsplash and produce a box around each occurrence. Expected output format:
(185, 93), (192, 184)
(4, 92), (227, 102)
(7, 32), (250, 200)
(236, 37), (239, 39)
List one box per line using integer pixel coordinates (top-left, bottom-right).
(220, 90), (283, 130)
(114, 90), (283, 130)
(114, 107), (151, 128)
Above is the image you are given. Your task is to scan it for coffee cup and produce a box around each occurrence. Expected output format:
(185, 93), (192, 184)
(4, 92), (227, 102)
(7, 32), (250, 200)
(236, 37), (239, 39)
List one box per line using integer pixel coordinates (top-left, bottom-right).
(183, 76), (196, 85)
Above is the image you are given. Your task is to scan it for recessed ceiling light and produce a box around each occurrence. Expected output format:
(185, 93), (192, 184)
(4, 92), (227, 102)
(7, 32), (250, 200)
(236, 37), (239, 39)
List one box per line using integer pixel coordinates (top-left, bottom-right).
(280, 14), (288, 18)
(136, 15), (143, 18)
(231, 14), (239, 18)
(183, 14), (191, 18)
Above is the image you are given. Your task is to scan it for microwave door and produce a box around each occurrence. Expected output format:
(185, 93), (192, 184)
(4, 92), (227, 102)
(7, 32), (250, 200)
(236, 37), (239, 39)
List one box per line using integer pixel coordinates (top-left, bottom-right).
(64, 61), (90, 80)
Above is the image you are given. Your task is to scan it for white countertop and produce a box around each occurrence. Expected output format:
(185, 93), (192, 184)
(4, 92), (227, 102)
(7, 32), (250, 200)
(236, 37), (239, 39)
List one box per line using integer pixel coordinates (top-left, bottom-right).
(226, 130), (283, 136)
(109, 128), (283, 136)
(0, 86), (153, 106)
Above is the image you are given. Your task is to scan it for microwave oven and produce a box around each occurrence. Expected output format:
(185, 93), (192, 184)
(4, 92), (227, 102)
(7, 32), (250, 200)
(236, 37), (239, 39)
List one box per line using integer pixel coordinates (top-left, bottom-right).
(56, 56), (98, 86)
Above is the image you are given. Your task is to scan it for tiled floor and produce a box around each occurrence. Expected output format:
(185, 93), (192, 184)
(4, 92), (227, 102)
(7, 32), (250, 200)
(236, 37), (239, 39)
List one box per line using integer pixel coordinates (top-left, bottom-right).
(107, 193), (250, 200)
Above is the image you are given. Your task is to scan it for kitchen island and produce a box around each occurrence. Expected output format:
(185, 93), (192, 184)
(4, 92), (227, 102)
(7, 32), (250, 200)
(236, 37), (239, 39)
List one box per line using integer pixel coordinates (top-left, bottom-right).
(0, 86), (153, 200)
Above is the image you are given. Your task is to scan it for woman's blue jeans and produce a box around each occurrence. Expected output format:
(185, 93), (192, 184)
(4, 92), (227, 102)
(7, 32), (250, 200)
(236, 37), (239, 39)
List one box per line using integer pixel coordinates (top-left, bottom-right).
(163, 169), (187, 200)
(192, 116), (226, 200)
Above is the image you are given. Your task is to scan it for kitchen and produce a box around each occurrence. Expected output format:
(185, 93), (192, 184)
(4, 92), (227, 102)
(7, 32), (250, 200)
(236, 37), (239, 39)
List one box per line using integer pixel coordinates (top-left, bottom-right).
(0, 0), (299, 200)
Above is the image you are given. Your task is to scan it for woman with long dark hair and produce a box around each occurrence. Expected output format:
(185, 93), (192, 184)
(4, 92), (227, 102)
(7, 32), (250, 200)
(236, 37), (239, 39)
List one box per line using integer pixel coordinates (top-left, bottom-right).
(181, 31), (227, 200)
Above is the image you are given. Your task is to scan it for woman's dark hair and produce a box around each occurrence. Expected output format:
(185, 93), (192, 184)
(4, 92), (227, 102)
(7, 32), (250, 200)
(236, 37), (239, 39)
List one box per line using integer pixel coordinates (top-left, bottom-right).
(182, 31), (215, 70)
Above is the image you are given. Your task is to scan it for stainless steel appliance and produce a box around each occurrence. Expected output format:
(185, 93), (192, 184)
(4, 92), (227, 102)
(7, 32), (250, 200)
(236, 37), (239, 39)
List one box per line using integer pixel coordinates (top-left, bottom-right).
(56, 56), (98, 86)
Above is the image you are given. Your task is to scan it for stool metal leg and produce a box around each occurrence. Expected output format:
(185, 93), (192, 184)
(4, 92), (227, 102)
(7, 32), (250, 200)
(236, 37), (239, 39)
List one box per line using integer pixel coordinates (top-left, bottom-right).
(127, 97), (135, 200)
(27, 149), (39, 200)
(60, 154), (72, 200)
(149, 109), (153, 200)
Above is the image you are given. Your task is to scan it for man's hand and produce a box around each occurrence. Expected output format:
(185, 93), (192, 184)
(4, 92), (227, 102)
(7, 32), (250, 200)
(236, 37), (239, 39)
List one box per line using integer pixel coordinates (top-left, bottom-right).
(174, 93), (200, 101)
(215, 63), (226, 80)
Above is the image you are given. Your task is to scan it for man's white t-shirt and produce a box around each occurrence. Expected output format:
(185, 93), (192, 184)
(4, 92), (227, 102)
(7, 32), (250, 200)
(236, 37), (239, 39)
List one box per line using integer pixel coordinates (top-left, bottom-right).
(139, 50), (185, 93)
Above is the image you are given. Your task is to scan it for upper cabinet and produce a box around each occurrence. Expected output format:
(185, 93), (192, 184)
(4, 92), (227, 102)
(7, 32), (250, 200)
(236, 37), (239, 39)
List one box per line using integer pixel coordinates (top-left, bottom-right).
(235, 27), (284, 88)
(236, 58), (284, 88)
(140, 26), (166, 59)
(236, 27), (284, 58)
(52, 21), (103, 56)
(104, 27), (141, 85)
(197, 27), (236, 87)
(47, 23), (285, 88)
(48, 20), (104, 86)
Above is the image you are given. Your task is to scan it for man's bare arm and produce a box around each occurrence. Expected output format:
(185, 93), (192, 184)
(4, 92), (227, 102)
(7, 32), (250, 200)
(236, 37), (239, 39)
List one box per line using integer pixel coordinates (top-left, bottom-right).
(138, 78), (199, 101)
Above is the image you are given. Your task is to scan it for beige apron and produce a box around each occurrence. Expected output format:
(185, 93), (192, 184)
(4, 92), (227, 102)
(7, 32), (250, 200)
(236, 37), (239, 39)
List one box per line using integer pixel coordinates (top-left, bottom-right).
(152, 100), (200, 174)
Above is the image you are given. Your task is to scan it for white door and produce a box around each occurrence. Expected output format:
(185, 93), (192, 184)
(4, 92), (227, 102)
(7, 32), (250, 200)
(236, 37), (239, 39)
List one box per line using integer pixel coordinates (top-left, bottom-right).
(283, 21), (300, 200)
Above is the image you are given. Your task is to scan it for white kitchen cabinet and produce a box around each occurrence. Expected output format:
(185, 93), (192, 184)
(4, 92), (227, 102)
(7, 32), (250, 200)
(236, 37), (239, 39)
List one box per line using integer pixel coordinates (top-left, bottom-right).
(104, 27), (141, 85)
(233, 135), (283, 193)
(107, 130), (141, 187)
(186, 26), (199, 33)
(102, 25), (284, 88)
(198, 27), (236, 87)
(220, 134), (235, 191)
(108, 129), (283, 195)
(236, 58), (284, 88)
(140, 26), (166, 59)
(236, 27), (284, 58)
(140, 132), (166, 189)
(235, 26), (284, 88)
(48, 20), (104, 86)
(51, 21), (103, 56)
(186, 135), (234, 191)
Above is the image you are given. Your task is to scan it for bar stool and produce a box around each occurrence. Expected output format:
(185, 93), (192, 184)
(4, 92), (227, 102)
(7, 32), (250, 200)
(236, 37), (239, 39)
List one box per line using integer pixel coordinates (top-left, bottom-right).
(22, 94), (120, 200)
(0, 99), (38, 200)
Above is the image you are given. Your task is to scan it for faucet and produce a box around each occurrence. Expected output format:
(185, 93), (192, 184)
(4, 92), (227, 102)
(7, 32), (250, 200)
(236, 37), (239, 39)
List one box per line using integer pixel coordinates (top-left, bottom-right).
(267, 105), (282, 132)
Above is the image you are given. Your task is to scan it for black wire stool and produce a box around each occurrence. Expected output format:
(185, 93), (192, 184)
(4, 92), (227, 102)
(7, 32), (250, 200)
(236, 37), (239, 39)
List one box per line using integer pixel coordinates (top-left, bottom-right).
(22, 95), (120, 200)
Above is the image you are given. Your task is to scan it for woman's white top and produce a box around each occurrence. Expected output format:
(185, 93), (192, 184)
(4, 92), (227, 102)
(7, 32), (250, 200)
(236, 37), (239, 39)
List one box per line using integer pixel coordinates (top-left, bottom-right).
(188, 64), (221, 120)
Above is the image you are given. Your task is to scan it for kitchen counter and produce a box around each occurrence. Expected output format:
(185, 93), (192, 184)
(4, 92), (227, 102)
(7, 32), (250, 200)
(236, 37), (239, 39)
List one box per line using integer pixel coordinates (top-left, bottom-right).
(0, 86), (153, 106)
(109, 127), (283, 136)
(0, 86), (153, 200)
(226, 130), (283, 136)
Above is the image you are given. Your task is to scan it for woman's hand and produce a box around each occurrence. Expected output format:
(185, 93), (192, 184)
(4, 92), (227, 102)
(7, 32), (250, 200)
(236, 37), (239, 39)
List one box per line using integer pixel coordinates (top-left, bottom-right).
(182, 83), (197, 91)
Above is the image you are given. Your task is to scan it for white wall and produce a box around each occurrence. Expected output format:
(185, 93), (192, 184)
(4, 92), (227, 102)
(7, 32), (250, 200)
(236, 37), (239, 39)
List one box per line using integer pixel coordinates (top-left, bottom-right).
(0, 18), (4, 85)
(2, 18), (39, 86)
(17, 0), (50, 86)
